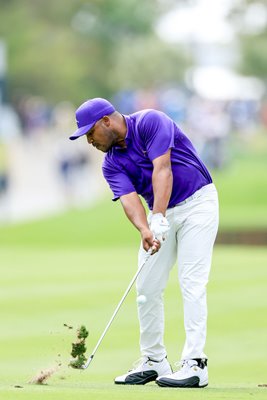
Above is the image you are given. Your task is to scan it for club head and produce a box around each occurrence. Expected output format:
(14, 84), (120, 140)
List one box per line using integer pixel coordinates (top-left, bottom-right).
(81, 355), (94, 369)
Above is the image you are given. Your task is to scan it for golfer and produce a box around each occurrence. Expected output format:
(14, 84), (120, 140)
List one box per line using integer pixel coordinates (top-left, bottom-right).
(69, 98), (219, 388)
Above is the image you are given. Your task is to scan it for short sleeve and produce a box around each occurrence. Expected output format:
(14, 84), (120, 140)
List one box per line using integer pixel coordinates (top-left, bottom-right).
(102, 160), (135, 201)
(138, 110), (175, 161)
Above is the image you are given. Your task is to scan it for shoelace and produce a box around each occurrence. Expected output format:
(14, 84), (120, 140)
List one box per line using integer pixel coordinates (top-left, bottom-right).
(129, 357), (149, 372)
(174, 359), (197, 372)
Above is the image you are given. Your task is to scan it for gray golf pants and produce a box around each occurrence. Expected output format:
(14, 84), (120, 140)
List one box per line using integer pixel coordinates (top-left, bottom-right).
(136, 183), (219, 361)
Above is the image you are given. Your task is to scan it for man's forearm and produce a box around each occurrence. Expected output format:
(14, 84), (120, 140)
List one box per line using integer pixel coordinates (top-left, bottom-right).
(120, 192), (149, 234)
(152, 165), (173, 215)
(120, 192), (160, 252)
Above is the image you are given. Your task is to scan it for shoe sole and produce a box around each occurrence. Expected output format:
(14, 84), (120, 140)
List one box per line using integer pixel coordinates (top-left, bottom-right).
(156, 376), (208, 388)
(115, 371), (158, 385)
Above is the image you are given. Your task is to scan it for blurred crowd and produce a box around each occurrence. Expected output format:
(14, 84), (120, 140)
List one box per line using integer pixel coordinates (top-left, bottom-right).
(0, 86), (266, 223)
(113, 86), (262, 168)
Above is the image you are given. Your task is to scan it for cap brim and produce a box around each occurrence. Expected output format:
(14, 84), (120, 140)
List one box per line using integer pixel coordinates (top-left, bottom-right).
(69, 122), (95, 140)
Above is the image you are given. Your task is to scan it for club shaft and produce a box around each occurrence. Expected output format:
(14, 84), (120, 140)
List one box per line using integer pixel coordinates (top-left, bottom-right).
(84, 252), (151, 369)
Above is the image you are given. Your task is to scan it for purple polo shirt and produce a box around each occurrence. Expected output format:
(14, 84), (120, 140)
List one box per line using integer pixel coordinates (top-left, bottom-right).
(102, 109), (212, 210)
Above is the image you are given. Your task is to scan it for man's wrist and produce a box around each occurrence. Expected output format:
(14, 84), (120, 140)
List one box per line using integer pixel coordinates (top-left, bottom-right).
(152, 211), (166, 217)
(139, 225), (151, 235)
(151, 212), (165, 221)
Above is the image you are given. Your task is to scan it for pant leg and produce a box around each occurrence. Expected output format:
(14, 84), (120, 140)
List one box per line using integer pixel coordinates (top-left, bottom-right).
(176, 185), (219, 360)
(136, 210), (177, 360)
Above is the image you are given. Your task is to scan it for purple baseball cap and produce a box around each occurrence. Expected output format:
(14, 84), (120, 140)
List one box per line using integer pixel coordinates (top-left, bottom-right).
(69, 98), (115, 140)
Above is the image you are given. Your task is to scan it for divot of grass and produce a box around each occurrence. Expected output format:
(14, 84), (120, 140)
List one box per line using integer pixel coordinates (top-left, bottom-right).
(69, 325), (89, 369)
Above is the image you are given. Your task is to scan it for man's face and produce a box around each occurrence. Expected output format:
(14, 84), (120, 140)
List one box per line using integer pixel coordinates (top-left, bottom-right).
(86, 117), (116, 153)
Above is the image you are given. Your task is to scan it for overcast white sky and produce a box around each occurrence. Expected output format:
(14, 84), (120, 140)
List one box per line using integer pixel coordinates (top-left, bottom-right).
(156, 0), (235, 43)
(156, 0), (266, 99)
(157, 0), (267, 43)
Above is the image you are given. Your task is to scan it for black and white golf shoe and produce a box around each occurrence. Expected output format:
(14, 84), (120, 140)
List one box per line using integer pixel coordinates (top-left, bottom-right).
(114, 357), (172, 385)
(156, 358), (208, 388)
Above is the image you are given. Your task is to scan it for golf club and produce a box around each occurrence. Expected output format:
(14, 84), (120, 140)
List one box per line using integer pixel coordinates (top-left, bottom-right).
(81, 249), (152, 369)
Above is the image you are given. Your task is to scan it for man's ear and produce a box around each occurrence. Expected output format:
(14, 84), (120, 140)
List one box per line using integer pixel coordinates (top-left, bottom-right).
(102, 115), (110, 127)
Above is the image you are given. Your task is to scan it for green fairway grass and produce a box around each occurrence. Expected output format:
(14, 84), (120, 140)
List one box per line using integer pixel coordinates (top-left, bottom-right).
(1, 244), (267, 399)
(212, 131), (267, 230)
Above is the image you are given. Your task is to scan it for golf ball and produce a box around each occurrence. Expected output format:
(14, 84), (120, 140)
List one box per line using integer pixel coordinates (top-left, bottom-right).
(137, 295), (147, 304)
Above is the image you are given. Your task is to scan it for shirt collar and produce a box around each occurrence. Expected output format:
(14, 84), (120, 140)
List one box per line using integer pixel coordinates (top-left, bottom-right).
(113, 114), (131, 150)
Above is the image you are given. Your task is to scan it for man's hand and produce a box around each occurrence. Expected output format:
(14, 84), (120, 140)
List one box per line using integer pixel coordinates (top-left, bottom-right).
(140, 227), (161, 254)
(120, 192), (164, 254)
(150, 213), (170, 243)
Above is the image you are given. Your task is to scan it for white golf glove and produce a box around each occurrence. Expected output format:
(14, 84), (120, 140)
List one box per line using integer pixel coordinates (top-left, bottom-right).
(150, 213), (170, 243)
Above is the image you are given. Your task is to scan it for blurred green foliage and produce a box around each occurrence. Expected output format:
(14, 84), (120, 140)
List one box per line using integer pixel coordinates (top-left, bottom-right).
(0, 0), (191, 104)
(239, 32), (267, 78)
(228, 0), (267, 79)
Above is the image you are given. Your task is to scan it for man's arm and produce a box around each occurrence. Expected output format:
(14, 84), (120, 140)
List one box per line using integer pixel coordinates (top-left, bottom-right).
(120, 192), (160, 253)
(152, 149), (173, 216)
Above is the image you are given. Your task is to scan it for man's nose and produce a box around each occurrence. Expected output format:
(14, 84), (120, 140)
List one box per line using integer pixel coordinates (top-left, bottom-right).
(87, 136), (93, 144)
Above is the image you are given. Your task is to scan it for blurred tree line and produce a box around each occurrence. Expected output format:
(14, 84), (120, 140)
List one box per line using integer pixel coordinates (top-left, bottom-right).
(228, 0), (267, 81)
(0, 0), (192, 105)
(1, 0), (266, 106)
